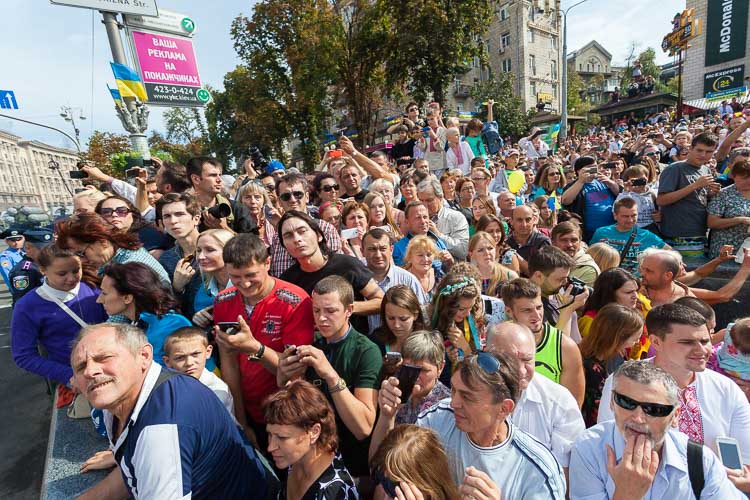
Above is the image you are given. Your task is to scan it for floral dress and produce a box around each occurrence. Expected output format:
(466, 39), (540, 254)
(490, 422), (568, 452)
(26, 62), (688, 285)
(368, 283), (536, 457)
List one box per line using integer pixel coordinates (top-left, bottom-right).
(707, 184), (750, 258)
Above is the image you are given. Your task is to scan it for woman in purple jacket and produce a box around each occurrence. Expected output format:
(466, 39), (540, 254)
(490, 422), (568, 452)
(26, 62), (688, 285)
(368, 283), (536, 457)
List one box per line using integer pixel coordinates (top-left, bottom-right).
(10, 245), (107, 385)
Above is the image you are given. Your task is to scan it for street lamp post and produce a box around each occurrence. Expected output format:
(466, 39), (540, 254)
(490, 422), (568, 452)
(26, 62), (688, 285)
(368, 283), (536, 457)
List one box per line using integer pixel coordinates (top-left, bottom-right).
(48, 159), (74, 198)
(560, 0), (589, 141)
(60, 106), (86, 146)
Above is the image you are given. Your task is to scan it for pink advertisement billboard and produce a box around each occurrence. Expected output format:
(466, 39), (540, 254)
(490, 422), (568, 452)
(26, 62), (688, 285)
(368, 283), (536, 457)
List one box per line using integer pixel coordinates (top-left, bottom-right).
(131, 30), (202, 88)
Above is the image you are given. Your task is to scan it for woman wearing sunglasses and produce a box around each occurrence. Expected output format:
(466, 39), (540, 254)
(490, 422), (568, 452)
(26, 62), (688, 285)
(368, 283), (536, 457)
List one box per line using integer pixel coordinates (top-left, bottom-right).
(312, 173), (340, 206)
(578, 303), (644, 427)
(95, 195), (166, 258)
(55, 213), (170, 286)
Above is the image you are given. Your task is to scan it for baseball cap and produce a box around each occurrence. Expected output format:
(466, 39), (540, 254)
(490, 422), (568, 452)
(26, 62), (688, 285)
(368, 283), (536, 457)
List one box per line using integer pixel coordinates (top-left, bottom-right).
(23, 229), (54, 247)
(266, 160), (285, 174)
(506, 149), (520, 157)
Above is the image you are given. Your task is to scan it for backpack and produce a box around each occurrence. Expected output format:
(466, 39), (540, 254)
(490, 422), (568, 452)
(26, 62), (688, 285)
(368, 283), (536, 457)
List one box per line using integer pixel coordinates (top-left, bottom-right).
(482, 121), (503, 155)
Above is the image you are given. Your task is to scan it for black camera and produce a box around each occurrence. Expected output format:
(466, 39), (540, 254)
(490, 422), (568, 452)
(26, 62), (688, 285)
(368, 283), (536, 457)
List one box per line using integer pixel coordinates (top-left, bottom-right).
(206, 202), (231, 219)
(248, 146), (269, 172)
(568, 277), (587, 297)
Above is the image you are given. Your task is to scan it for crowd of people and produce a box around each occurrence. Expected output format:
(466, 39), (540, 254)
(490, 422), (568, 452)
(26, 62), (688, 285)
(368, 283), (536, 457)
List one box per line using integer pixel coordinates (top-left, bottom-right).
(7, 98), (750, 499)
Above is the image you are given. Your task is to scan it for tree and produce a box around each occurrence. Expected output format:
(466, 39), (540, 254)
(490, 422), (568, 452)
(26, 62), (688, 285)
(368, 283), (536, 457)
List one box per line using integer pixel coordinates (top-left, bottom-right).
(470, 73), (530, 140)
(620, 47), (659, 89)
(228, 0), (341, 169)
(566, 64), (585, 112)
(80, 131), (131, 176)
(163, 108), (207, 144)
(382, 0), (492, 105)
(663, 76), (679, 95)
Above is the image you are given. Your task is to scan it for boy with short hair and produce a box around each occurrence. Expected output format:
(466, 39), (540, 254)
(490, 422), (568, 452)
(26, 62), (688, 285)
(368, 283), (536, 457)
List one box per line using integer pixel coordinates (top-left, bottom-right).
(163, 327), (234, 415)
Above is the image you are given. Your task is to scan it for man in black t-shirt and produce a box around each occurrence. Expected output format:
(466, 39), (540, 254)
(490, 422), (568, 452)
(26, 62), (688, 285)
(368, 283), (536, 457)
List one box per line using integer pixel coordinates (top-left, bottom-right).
(278, 210), (384, 332)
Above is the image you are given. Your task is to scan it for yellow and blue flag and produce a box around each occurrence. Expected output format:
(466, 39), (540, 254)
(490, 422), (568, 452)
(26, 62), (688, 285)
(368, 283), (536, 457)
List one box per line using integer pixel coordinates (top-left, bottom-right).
(106, 84), (122, 107)
(110, 62), (148, 101)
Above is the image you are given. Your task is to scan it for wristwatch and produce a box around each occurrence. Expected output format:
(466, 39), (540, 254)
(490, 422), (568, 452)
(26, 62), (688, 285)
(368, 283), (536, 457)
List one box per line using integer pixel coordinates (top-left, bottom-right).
(328, 378), (347, 394)
(247, 343), (266, 362)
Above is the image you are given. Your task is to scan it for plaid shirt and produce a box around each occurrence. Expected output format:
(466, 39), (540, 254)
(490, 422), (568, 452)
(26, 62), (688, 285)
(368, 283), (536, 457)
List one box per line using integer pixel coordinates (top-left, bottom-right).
(269, 217), (342, 277)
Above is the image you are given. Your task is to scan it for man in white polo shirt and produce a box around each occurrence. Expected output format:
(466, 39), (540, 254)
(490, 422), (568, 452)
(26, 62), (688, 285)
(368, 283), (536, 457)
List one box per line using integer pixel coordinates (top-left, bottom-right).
(486, 322), (584, 478)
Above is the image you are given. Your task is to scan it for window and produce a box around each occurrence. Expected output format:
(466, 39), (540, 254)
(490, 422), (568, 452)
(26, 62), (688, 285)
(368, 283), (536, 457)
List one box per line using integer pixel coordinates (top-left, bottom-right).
(551, 36), (557, 50)
(551, 60), (558, 80)
(473, 56), (480, 68)
(499, 4), (509, 21)
(579, 63), (582, 70)
(529, 55), (536, 75)
(501, 32), (510, 48)
(530, 81), (537, 97)
(552, 85), (558, 99)
(502, 59), (512, 72)
(527, 29), (535, 43)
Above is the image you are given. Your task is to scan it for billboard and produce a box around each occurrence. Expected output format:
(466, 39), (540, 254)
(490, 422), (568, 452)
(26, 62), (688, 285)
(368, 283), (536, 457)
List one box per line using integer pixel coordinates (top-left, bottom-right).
(703, 65), (745, 96)
(129, 30), (209, 107)
(705, 0), (748, 66)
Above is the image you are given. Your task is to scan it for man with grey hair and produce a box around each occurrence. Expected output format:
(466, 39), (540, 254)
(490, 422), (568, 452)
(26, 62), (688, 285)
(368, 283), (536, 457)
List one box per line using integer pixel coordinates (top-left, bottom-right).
(486, 322), (584, 477)
(416, 178), (469, 260)
(571, 360), (743, 499)
(72, 323), (272, 500)
(639, 247), (750, 306)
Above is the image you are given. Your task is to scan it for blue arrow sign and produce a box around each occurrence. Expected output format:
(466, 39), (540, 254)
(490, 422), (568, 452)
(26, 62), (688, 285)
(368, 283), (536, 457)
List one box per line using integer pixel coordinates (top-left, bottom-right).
(0, 90), (18, 109)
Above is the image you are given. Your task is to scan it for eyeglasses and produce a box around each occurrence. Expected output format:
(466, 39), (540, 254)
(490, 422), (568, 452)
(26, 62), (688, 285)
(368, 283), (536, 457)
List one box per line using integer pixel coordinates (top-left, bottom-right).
(74, 244), (91, 259)
(548, 172), (561, 177)
(471, 177), (488, 182)
(373, 468), (398, 498)
(279, 191), (306, 202)
(321, 184), (340, 193)
(475, 351), (501, 374)
(613, 391), (675, 418)
(100, 207), (131, 217)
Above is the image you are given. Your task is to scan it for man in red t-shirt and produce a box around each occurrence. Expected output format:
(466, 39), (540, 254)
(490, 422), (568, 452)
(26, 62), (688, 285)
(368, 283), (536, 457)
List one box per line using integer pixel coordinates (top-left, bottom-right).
(213, 234), (313, 448)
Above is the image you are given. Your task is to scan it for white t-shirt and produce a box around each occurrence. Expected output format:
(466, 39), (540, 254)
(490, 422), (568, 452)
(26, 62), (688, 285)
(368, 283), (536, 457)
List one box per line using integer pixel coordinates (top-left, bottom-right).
(417, 399), (566, 499)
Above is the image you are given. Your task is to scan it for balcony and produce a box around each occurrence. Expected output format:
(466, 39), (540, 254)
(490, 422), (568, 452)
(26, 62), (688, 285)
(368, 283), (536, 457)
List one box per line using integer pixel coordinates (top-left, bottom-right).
(454, 84), (472, 98)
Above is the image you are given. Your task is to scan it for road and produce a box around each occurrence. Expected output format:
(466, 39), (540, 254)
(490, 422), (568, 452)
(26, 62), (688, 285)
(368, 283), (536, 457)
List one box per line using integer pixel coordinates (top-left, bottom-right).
(0, 299), (52, 499)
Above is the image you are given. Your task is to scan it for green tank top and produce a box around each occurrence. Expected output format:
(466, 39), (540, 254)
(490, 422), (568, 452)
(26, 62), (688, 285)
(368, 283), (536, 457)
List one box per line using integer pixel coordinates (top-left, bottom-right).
(535, 323), (562, 384)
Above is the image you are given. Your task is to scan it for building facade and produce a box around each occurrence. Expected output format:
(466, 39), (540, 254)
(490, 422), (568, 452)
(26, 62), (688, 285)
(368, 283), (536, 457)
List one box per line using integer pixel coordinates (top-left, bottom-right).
(567, 40), (623, 107)
(0, 130), (81, 213)
(682, 0), (750, 103)
(447, 1), (562, 115)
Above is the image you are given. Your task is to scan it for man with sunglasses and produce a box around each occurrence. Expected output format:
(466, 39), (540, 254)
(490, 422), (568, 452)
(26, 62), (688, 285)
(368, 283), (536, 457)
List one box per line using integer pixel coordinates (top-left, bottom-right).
(571, 360), (742, 499)
(0, 228), (25, 291)
(371, 351), (565, 498)
(597, 305), (750, 467)
(269, 172), (342, 277)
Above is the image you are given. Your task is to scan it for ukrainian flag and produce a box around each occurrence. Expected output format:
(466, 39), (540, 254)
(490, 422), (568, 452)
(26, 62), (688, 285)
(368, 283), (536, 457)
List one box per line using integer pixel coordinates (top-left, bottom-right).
(107, 84), (122, 107)
(110, 62), (148, 101)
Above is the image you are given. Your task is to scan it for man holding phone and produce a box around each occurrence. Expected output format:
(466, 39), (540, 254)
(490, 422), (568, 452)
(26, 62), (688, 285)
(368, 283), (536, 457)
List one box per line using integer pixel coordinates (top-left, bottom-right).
(570, 360), (742, 498)
(560, 156), (620, 241)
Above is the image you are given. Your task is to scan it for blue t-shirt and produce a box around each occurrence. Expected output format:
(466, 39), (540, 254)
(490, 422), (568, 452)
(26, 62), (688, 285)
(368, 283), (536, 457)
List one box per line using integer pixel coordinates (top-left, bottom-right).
(581, 181), (615, 237)
(590, 225), (665, 275)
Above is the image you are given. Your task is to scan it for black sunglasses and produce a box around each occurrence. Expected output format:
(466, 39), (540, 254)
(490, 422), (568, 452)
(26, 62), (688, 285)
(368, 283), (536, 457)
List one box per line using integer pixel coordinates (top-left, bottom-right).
(373, 467), (398, 498)
(321, 184), (340, 193)
(100, 207), (131, 217)
(279, 191), (305, 202)
(613, 391), (675, 418)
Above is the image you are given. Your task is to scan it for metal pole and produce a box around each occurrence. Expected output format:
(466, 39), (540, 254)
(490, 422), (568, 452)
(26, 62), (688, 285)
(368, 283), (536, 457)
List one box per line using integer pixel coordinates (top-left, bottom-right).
(0, 113), (80, 151)
(102, 12), (128, 67)
(677, 49), (684, 120)
(559, 0), (589, 141)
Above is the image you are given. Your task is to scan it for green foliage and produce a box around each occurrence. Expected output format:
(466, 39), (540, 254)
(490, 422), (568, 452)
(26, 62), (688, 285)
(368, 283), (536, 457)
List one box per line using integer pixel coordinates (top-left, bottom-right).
(566, 64), (585, 112)
(621, 47), (660, 89)
(80, 131), (131, 176)
(147, 131), (204, 167)
(163, 108), (207, 144)
(381, 0), (492, 105)
(470, 73), (530, 140)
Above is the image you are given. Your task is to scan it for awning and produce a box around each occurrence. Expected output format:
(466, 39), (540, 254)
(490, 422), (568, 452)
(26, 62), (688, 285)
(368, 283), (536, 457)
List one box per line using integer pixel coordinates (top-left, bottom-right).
(683, 94), (750, 110)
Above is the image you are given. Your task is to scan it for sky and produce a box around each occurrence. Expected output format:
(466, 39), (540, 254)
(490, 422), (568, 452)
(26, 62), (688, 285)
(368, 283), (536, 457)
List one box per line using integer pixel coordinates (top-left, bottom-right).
(1, 0), (684, 150)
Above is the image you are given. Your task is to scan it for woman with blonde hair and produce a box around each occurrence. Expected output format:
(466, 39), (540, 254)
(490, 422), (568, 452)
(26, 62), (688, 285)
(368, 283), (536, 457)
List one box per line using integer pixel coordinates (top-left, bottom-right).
(370, 425), (460, 500)
(532, 195), (557, 232)
(579, 303), (644, 427)
(471, 195), (497, 231)
(586, 242), (620, 272)
(468, 232), (518, 297)
(340, 201), (370, 261)
(369, 178), (405, 232)
(364, 192), (400, 241)
(73, 188), (109, 215)
(403, 235), (443, 300)
(475, 214), (520, 275)
(193, 228), (236, 312)
(264, 380), (358, 499)
(236, 180), (276, 247)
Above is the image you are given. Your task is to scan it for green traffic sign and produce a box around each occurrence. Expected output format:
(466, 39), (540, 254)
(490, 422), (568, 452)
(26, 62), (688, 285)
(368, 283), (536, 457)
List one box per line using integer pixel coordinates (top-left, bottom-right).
(196, 89), (211, 103)
(181, 17), (195, 33)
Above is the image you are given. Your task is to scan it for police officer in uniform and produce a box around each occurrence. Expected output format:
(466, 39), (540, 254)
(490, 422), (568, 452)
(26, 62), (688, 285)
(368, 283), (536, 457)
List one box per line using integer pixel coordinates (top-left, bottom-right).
(0, 228), (25, 290)
(8, 229), (51, 305)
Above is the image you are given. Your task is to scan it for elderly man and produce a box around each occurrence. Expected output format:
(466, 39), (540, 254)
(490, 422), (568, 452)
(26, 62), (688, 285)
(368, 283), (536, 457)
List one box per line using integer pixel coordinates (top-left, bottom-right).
(572, 360), (743, 499)
(486, 322), (584, 476)
(597, 305), (750, 469)
(72, 323), (272, 500)
(370, 351), (566, 499)
(416, 178), (469, 261)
